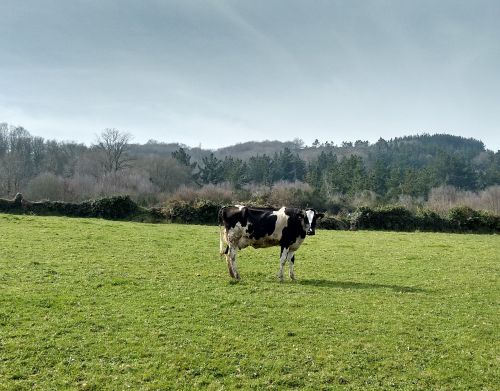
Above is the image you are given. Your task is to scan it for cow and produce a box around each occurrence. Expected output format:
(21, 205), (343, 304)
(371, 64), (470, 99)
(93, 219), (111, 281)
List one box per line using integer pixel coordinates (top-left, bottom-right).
(219, 205), (324, 281)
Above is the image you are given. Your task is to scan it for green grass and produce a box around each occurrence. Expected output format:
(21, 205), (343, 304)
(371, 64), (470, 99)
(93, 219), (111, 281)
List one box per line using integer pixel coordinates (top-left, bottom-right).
(0, 214), (498, 390)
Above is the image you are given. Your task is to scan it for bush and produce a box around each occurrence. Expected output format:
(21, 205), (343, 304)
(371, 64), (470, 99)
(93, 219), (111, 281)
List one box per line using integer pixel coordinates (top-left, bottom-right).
(0, 193), (139, 219)
(89, 195), (139, 219)
(0, 193), (23, 212)
(167, 184), (235, 204)
(415, 209), (450, 232)
(165, 200), (222, 224)
(317, 215), (349, 230)
(26, 172), (67, 201)
(1, 194), (498, 233)
(449, 206), (500, 232)
(267, 181), (314, 209)
(350, 206), (419, 231)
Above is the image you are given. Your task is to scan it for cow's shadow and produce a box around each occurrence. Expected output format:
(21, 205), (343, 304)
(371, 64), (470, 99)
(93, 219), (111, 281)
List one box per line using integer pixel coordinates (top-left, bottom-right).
(298, 279), (426, 293)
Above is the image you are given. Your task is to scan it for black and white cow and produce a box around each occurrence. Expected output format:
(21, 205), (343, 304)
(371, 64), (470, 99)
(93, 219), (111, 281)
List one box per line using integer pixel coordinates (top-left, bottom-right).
(219, 205), (324, 280)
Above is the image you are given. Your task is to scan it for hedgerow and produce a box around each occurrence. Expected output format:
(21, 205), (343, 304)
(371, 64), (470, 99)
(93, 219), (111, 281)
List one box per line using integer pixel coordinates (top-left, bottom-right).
(1, 194), (498, 233)
(0, 193), (139, 219)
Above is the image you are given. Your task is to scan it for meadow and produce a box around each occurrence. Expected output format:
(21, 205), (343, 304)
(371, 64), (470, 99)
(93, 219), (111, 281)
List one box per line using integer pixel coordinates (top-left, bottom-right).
(0, 214), (498, 390)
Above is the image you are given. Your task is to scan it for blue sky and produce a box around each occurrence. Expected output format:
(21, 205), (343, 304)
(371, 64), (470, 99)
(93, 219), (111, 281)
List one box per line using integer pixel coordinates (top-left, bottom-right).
(1, 0), (499, 150)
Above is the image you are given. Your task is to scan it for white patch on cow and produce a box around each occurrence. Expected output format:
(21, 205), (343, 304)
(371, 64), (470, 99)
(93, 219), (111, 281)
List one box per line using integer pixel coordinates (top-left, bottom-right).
(306, 209), (315, 228)
(278, 247), (289, 281)
(228, 246), (240, 279)
(271, 207), (289, 239)
(287, 251), (296, 280)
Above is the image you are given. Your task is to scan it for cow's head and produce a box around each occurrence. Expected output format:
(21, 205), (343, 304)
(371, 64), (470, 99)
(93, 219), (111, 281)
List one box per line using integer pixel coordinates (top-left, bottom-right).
(304, 208), (324, 235)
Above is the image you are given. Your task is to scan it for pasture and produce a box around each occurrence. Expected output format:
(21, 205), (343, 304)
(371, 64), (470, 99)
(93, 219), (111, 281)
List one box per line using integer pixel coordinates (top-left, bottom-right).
(0, 214), (498, 390)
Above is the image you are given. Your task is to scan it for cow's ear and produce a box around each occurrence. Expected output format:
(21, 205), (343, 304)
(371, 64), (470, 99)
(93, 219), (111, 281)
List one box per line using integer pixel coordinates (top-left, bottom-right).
(316, 213), (325, 220)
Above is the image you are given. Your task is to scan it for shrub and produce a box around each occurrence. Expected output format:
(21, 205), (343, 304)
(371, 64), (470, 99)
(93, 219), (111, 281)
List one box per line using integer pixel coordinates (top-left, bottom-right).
(89, 195), (139, 219)
(0, 193), (139, 219)
(449, 206), (500, 232)
(167, 184), (235, 204)
(317, 215), (349, 230)
(350, 206), (419, 231)
(415, 209), (450, 232)
(267, 181), (315, 209)
(164, 200), (222, 224)
(25, 172), (67, 201)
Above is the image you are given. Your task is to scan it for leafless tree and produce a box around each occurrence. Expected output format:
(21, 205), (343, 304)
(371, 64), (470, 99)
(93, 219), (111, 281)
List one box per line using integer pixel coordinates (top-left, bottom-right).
(94, 128), (133, 173)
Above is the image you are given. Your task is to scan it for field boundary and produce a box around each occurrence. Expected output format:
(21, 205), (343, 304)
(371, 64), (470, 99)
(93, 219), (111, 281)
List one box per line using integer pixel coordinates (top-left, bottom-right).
(1, 193), (498, 233)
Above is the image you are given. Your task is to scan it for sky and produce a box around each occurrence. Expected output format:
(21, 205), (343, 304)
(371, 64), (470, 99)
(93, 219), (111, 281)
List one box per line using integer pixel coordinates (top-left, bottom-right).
(1, 0), (499, 150)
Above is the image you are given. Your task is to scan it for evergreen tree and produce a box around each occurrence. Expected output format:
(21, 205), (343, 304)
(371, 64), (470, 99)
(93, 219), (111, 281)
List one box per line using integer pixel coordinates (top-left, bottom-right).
(198, 153), (223, 184)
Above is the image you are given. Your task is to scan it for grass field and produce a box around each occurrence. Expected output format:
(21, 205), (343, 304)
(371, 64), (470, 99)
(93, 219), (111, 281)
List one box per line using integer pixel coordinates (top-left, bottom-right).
(0, 214), (499, 390)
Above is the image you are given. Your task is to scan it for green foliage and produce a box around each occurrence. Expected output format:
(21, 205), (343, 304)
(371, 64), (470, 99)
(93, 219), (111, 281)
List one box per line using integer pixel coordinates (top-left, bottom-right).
(415, 209), (450, 231)
(351, 206), (419, 231)
(2, 127), (500, 207)
(1, 215), (498, 389)
(351, 205), (499, 233)
(165, 200), (222, 224)
(448, 206), (500, 232)
(171, 147), (195, 169)
(0, 194), (139, 219)
(221, 156), (248, 189)
(316, 214), (349, 230)
(2, 192), (498, 233)
(198, 153), (224, 184)
(271, 147), (306, 182)
(88, 196), (139, 219)
(247, 154), (273, 185)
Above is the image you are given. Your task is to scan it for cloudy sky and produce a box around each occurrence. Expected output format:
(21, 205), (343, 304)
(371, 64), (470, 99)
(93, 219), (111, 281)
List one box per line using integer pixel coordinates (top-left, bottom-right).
(1, 0), (499, 150)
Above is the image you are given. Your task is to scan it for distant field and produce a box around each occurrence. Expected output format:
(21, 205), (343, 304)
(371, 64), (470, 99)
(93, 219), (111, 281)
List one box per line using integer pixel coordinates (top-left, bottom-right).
(0, 214), (498, 390)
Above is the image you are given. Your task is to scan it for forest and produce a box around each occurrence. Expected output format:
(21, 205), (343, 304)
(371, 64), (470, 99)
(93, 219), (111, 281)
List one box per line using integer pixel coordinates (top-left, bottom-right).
(1, 122), (499, 214)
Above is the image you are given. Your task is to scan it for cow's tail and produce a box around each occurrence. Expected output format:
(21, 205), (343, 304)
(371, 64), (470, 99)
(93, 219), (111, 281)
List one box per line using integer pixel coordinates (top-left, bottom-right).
(219, 227), (226, 257)
(218, 207), (227, 257)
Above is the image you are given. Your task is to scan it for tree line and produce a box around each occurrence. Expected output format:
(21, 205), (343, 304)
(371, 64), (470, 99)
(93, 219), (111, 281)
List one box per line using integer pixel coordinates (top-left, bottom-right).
(1, 122), (499, 213)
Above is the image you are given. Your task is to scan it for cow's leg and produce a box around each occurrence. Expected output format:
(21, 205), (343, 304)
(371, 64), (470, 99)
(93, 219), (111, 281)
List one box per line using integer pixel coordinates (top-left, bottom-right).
(288, 252), (296, 280)
(278, 247), (289, 282)
(225, 252), (235, 278)
(229, 246), (240, 280)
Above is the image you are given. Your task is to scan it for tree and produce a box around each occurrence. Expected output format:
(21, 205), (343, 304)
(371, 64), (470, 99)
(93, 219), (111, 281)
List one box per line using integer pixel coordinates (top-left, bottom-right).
(142, 156), (192, 192)
(198, 153), (223, 184)
(272, 148), (306, 182)
(172, 147), (199, 183)
(94, 128), (133, 173)
(172, 147), (195, 169)
(222, 156), (248, 188)
(247, 154), (273, 185)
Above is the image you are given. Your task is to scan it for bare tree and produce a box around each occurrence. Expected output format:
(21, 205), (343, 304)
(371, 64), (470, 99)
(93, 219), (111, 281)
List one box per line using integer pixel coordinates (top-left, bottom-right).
(94, 128), (133, 173)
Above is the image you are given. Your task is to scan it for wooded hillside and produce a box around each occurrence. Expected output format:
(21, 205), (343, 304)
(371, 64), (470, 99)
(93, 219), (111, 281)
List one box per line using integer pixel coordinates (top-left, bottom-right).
(1, 122), (499, 213)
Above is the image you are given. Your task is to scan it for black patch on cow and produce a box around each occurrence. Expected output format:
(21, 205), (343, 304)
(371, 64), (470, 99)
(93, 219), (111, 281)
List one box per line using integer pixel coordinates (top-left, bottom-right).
(220, 206), (248, 230)
(220, 206), (278, 240)
(224, 246), (229, 254)
(280, 208), (307, 248)
(290, 254), (295, 264)
(245, 208), (278, 240)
